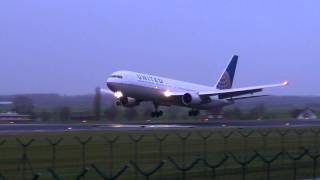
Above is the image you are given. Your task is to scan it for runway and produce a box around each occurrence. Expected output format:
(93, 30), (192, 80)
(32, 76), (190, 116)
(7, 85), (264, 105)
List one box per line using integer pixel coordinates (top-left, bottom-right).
(0, 119), (319, 133)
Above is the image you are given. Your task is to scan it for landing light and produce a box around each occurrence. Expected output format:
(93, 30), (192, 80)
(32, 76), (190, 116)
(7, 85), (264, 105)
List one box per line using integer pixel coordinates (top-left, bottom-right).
(164, 90), (172, 97)
(283, 80), (289, 86)
(114, 91), (123, 98)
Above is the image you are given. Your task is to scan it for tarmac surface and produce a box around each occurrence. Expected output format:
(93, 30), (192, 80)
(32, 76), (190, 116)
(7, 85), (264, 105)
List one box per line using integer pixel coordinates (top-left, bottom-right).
(0, 119), (319, 133)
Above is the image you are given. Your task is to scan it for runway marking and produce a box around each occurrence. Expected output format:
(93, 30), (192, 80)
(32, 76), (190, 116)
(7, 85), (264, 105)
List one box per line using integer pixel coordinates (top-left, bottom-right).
(0, 119), (320, 133)
(110, 124), (195, 129)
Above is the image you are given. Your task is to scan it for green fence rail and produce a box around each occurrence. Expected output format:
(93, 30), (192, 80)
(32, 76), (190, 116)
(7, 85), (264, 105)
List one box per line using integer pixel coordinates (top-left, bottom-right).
(0, 127), (320, 179)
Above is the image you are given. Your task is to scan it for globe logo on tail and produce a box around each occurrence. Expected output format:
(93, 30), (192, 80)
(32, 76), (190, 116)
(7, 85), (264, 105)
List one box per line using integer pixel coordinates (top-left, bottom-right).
(217, 72), (232, 90)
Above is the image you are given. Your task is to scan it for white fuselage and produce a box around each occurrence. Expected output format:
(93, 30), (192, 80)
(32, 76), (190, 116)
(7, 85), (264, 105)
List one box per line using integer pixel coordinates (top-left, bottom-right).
(107, 71), (231, 110)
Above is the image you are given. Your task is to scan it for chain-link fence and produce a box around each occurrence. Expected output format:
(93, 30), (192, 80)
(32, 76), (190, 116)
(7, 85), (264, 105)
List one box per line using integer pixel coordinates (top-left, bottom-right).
(0, 127), (319, 179)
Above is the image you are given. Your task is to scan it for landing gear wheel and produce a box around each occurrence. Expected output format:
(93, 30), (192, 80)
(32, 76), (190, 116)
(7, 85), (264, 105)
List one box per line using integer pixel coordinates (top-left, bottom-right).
(151, 103), (164, 118)
(151, 111), (163, 118)
(188, 110), (199, 116)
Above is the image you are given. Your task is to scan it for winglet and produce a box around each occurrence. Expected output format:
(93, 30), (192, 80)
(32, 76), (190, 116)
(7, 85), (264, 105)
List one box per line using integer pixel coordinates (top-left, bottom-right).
(216, 55), (238, 90)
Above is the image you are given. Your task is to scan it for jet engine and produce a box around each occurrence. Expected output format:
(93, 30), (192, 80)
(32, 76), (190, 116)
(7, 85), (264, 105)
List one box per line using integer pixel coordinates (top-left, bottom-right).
(182, 93), (202, 105)
(117, 97), (140, 107)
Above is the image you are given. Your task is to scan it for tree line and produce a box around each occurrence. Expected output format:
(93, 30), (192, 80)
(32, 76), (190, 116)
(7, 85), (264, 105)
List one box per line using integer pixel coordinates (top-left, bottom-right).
(6, 88), (309, 121)
(6, 91), (298, 122)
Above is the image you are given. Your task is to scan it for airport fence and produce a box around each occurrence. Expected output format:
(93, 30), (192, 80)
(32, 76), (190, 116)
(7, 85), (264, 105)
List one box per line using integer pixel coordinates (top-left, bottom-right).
(0, 127), (320, 179)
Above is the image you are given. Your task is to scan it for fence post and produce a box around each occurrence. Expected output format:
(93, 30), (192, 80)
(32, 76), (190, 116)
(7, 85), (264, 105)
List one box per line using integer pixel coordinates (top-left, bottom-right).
(294, 129), (306, 150)
(255, 151), (282, 180)
(129, 135), (145, 180)
(311, 129), (320, 153)
(238, 130), (254, 159)
(153, 134), (169, 161)
(46, 138), (63, 169)
(228, 152), (258, 180)
(74, 137), (93, 172)
(258, 130), (272, 153)
(198, 131), (214, 177)
(277, 129), (290, 167)
(153, 134), (169, 180)
(218, 130), (234, 179)
(17, 138), (35, 180)
(202, 156), (229, 180)
(307, 151), (320, 180)
(218, 131), (234, 156)
(286, 149), (308, 180)
(130, 160), (165, 180)
(0, 140), (6, 180)
(168, 156), (201, 180)
(175, 132), (192, 171)
(104, 136), (120, 177)
(198, 131), (214, 160)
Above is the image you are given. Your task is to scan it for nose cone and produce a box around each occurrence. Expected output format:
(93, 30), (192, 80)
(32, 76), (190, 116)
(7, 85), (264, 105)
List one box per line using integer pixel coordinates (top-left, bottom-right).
(106, 78), (116, 91)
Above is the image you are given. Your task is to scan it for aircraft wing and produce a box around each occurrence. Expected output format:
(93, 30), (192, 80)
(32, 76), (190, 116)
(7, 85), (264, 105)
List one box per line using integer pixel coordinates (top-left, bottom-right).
(198, 81), (288, 99)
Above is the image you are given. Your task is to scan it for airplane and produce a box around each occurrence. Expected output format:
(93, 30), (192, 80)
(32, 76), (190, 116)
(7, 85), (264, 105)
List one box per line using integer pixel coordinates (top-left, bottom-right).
(106, 55), (288, 117)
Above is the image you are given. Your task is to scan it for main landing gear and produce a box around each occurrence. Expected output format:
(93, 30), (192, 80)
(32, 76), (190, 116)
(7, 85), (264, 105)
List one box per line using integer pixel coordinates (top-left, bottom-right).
(151, 103), (163, 118)
(188, 109), (199, 116)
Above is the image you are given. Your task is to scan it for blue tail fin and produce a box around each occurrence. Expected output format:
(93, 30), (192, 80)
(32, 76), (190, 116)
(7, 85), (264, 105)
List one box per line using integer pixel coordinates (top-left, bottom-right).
(216, 55), (238, 90)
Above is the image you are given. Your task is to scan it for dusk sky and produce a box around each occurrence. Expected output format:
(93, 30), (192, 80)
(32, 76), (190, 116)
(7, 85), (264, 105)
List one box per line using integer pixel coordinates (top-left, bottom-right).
(0, 0), (319, 96)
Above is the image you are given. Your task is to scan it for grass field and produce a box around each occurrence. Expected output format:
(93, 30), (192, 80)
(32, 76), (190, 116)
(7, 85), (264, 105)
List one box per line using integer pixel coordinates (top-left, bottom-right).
(0, 127), (320, 180)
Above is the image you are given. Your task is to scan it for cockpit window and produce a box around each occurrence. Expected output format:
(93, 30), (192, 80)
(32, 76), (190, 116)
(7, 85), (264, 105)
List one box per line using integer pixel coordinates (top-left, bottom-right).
(111, 75), (123, 79)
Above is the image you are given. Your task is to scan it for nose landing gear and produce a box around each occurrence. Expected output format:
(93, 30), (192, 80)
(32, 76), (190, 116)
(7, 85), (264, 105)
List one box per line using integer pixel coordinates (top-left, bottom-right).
(151, 103), (164, 118)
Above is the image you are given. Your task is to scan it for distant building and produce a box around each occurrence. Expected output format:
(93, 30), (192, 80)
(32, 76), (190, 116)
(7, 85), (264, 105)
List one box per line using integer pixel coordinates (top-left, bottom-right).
(203, 107), (224, 121)
(0, 112), (33, 123)
(0, 101), (13, 112)
(0, 101), (12, 105)
(207, 114), (224, 120)
(296, 108), (318, 120)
